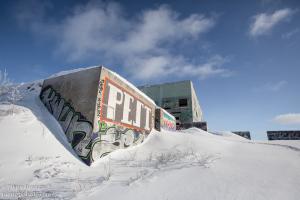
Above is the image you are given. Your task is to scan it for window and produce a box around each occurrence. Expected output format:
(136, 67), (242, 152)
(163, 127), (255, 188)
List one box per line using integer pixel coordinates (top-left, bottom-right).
(179, 98), (188, 107)
(175, 117), (179, 120)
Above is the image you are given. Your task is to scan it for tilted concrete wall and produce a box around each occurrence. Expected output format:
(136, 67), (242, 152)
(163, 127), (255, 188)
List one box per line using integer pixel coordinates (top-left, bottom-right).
(40, 66), (156, 165)
(91, 67), (156, 161)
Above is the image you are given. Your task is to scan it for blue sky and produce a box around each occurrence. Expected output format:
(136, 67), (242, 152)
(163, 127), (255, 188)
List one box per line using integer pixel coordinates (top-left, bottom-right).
(1, 0), (300, 140)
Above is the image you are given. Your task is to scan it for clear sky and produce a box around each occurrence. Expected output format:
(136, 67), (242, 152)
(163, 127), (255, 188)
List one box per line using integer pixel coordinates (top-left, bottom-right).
(1, 0), (300, 140)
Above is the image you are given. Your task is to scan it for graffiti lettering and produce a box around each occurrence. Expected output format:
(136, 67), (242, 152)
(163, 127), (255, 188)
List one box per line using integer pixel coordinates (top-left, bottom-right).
(162, 112), (176, 130)
(91, 125), (144, 161)
(101, 78), (152, 131)
(96, 80), (104, 119)
(40, 86), (93, 163)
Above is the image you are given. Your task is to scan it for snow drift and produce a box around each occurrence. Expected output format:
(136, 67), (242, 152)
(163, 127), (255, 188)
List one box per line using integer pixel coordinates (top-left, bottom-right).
(0, 80), (299, 200)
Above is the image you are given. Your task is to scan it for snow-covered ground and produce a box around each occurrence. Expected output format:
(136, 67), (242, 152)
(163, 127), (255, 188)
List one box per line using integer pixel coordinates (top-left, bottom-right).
(0, 82), (299, 200)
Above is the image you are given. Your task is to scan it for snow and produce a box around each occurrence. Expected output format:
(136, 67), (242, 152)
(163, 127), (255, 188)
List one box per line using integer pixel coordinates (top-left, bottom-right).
(0, 81), (299, 200)
(49, 66), (99, 78)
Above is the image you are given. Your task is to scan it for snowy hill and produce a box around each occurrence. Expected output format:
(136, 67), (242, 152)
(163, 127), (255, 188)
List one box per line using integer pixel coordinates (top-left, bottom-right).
(0, 81), (299, 200)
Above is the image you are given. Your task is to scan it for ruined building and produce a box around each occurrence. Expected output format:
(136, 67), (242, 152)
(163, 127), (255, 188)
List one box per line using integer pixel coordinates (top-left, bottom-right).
(139, 80), (207, 130)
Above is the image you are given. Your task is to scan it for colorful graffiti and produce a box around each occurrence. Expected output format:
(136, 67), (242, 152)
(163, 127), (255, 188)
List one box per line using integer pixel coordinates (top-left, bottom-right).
(162, 111), (176, 131)
(96, 80), (105, 129)
(91, 122), (144, 161)
(40, 75), (155, 164)
(40, 86), (93, 164)
(89, 77), (152, 161)
(100, 78), (152, 131)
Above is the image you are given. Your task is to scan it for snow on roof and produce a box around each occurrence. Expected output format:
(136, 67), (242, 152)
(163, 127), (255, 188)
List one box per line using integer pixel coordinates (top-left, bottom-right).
(48, 66), (99, 78)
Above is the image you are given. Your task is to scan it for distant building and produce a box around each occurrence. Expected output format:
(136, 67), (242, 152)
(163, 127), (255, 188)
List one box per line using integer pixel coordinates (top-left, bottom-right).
(267, 130), (300, 140)
(139, 80), (206, 130)
(232, 131), (251, 140)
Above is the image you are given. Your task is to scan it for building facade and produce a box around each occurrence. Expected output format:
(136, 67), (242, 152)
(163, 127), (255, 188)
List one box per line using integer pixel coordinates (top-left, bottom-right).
(139, 80), (205, 129)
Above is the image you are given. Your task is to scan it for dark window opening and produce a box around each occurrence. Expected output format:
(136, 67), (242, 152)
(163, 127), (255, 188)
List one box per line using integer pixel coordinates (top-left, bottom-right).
(179, 98), (188, 107)
(175, 117), (179, 120)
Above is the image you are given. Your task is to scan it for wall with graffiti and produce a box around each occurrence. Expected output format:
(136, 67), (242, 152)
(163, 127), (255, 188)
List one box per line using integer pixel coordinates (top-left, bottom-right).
(40, 86), (94, 164)
(154, 108), (176, 131)
(40, 66), (156, 165)
(91, 69), (155, 162)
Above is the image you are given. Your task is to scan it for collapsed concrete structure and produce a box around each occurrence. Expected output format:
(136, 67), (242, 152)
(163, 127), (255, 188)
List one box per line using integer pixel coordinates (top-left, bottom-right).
(139, 80), (207, 130)
(40, 66), (157, 165)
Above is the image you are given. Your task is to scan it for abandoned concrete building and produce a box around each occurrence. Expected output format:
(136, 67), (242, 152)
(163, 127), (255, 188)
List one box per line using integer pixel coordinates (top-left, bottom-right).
(139, 80), (207, 130)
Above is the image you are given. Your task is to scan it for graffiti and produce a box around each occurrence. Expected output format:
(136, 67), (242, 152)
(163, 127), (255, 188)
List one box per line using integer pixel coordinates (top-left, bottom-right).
(154, 108), (176, 131)
(40, 73), (155, 164)
(91, 123), (144, 161)
(40, 86), (93, 164)
(162, 111), (176, 131)
(100, 78), (152, 131)
(96, 80), (105, 120)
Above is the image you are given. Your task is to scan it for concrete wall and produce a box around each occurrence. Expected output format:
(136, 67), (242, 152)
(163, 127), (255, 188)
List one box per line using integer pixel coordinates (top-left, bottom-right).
(90, 67), (156, 162)
(40, 66), (156, 165)
(41, 67), (100, 123)
(40, 67), (100, 165)
(154, 108), (176, 131)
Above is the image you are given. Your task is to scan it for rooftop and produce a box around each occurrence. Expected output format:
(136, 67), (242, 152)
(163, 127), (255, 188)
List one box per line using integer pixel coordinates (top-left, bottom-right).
(138, 80), (192, 89)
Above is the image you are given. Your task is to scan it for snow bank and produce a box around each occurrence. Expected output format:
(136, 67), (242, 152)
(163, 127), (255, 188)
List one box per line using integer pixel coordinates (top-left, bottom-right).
(0, 81), (299, 200)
